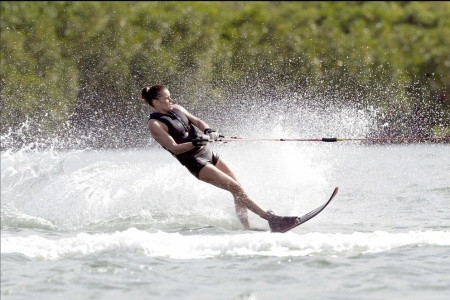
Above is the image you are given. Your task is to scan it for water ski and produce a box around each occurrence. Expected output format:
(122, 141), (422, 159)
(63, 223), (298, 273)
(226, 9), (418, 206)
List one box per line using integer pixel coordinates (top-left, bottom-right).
(267, 187), (339, 233)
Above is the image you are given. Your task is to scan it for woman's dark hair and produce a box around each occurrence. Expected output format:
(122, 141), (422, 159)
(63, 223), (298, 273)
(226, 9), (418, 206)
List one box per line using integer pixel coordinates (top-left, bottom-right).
(141, 84), (166, 107)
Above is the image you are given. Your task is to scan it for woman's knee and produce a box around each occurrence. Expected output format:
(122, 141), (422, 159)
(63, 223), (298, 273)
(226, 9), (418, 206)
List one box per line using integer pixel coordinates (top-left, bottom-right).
(218, 175), (245, 197)
(220, 179), (242, 195)
(234, 197), (247, 208)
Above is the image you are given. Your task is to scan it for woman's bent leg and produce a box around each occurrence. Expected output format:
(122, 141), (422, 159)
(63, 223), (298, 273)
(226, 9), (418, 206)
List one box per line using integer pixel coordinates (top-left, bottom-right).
(198, 163), (269, 227)
(213, 159), (249, 226)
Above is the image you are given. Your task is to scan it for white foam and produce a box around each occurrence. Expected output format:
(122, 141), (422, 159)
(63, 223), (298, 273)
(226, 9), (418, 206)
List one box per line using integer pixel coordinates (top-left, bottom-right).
(2, 228), (449, 260)
(0, 146), (331, 229)
(1, 204), (58, 230)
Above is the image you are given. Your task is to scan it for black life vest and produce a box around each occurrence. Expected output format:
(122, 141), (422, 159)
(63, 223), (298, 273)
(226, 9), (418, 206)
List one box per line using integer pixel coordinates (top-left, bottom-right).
(149, 108), (202, 147)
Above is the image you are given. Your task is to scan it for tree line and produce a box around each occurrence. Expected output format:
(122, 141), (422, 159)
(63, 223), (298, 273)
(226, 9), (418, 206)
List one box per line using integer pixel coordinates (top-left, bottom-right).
(1, 1), (449, 148)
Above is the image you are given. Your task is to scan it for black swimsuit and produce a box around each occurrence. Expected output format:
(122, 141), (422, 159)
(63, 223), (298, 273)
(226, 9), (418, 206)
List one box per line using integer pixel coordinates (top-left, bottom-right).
(149, 108), (220, 178)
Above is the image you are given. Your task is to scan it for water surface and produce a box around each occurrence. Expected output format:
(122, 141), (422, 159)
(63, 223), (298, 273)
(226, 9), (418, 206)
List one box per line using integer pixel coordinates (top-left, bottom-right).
(2, 143), (449, 299)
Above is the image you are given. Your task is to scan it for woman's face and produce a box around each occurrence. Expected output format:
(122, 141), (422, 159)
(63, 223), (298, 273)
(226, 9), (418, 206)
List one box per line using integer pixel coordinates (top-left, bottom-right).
(154, 88), (174, 111)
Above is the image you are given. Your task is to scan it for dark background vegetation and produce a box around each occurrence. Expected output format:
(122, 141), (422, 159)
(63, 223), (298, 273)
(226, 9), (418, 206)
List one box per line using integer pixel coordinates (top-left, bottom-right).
(1, 1), (449, 149)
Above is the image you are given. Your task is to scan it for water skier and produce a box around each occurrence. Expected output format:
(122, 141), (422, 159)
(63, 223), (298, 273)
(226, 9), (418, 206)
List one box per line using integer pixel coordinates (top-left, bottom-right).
(141, 84), (299, 232)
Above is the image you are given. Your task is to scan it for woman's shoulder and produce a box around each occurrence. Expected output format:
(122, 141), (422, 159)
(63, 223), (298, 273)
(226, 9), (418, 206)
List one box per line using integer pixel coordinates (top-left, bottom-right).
(173, 104), (186, 111)
(173, 104), (192, 116)
(173, 104), (198, 121)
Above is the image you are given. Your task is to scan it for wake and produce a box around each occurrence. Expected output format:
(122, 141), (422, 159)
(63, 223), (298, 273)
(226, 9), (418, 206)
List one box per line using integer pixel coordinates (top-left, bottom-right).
(2, 228), (449, 260)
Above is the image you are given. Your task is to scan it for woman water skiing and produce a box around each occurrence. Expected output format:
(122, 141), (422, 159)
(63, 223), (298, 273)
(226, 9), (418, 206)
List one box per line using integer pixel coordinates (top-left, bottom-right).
(141, 84), (299, 232)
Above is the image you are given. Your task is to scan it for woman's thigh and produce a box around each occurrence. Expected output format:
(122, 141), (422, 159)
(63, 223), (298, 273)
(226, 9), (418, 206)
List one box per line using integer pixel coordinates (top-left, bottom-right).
(198, 163), (240, 193)
(214, 158), (240, 182)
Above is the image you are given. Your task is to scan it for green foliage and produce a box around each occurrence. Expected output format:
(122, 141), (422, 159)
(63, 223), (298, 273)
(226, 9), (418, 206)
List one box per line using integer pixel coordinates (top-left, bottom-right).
(1, 1), (449, 145)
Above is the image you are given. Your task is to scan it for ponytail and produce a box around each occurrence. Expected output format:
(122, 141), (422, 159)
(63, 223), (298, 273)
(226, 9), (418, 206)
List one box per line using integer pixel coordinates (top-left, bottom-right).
(141, 84), (166, 107)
